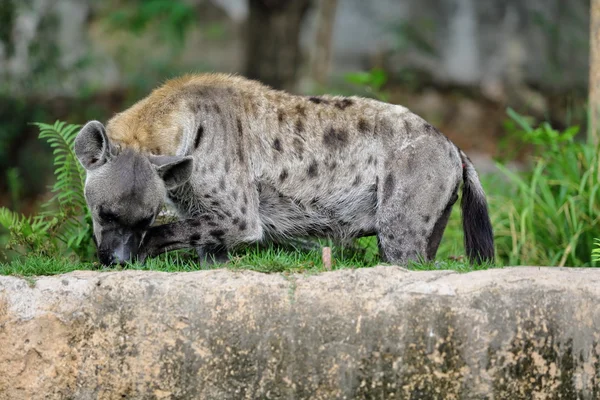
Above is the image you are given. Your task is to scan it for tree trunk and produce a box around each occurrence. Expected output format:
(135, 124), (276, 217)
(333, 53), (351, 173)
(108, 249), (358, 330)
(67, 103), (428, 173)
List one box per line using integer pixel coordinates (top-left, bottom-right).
(245, 0), (312, 92)
(310, 0), (338, 87)
(590, 0), (600, 145)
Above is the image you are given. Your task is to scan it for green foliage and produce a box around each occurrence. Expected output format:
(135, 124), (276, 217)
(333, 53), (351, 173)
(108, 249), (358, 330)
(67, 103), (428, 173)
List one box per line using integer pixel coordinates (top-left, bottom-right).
(435, 110), (599, 267)
(6, 168), (21, 211)
(492, 111), (599, 267)
(344, 68), (389, 101)
(105, 0), (195, 46)
(0, 121), (95, 260)
(499, 108), (580, 161)
(0, 207), (59, 257)
(593, 239), (600, 263)
(506, 108), (579, 154)
(35, 122), (87, 214)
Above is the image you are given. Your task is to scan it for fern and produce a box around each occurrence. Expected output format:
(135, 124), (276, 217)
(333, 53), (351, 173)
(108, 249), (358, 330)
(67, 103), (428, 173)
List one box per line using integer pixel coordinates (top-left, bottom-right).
(34, 121), (85, 208)
(34, 121), (92, 254)
(0, 208), (58, 256)
(593, 239), (600, 263)
(0, 121), (95, 260)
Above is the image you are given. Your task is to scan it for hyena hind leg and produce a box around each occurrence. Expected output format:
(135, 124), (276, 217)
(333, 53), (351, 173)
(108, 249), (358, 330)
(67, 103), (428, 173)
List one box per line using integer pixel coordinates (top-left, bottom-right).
(424, 188), (458, 260)
(376, 155), (461, 265)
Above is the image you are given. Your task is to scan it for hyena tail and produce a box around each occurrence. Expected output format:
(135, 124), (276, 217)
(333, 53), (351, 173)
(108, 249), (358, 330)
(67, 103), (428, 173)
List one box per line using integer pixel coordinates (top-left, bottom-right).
(459, 151), (494, 264)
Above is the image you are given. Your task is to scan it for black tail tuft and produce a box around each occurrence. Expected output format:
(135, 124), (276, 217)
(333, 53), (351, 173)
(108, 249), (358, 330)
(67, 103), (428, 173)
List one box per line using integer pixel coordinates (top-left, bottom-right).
(461, 154), (494, 264)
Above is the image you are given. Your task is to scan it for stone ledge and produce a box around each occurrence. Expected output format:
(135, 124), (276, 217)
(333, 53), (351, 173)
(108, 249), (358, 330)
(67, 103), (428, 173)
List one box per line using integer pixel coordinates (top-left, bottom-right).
(1, 266), (599, 399)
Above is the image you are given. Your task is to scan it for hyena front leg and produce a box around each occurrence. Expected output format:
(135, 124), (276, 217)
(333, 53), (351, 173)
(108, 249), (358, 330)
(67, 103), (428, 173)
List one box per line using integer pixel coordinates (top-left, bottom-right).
(196, 245), (229, 266)
(139, 213), (262, 262)
(376, 141), (462, 265)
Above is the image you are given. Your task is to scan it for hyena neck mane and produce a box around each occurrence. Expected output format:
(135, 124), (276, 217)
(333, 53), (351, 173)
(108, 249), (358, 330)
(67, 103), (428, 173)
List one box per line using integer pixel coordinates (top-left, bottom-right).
(104, 73), (278, 157)
(103, 73), (359, 159)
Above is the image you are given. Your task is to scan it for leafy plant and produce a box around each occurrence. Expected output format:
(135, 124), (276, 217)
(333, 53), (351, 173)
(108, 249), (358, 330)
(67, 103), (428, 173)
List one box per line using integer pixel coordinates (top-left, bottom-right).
(499, 108), (580, 161)
(506, 108), (580, 154)
(593, 239), (600, 263)
(344, 68), (389, 101)
(0, 121), (95, 260)
(0, 207), (59, 256)
(492, 110), (599, 267)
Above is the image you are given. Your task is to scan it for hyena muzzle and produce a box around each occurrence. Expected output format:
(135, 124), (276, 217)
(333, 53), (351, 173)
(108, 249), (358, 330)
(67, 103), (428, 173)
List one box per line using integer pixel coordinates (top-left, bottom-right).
(74, 74), (494, 266)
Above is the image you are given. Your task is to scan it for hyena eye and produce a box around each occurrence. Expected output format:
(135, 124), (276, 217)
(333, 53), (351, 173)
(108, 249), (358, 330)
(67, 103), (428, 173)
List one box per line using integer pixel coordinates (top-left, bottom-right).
(98, 208), (118, 224)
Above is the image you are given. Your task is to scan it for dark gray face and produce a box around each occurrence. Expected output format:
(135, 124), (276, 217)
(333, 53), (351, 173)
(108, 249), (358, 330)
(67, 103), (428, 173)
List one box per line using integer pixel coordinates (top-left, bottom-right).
(75, 121), (193, 265)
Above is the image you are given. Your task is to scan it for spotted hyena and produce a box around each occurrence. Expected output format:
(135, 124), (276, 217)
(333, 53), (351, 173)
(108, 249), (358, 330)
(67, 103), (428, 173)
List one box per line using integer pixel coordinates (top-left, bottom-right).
(74, 73), (494, 266)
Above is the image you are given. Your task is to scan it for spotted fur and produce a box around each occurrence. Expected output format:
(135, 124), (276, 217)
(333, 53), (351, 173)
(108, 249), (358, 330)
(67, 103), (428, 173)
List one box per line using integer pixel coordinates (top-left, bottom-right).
(75, 73), (494, 265)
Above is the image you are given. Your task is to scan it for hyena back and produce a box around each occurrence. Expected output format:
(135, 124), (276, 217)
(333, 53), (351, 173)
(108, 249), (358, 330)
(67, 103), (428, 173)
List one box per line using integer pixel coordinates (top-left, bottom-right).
(75, 73), (494, 265)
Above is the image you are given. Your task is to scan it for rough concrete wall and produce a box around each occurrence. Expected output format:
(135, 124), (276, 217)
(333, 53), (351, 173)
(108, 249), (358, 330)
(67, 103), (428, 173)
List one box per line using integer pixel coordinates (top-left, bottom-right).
(1, 267), (600, 399)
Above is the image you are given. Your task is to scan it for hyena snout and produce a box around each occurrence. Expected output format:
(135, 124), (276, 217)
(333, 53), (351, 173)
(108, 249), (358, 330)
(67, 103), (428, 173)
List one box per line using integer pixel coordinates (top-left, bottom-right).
(97, 230), (143, 266)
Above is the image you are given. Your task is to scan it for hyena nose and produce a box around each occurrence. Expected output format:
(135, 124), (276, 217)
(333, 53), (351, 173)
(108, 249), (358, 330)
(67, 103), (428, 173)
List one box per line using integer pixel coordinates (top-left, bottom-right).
(112, 244), (133, 265)
(98, 247), (128, 266)
(98, 233), (139, 265)
(98, 251), (116, 266)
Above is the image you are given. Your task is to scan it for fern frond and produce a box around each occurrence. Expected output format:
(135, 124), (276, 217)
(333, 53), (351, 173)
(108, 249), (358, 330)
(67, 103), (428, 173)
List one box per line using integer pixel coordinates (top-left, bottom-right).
(0, 207), (20, 229)
(0, 207), (58, 255)
(593, 239), (600, 262)
(33, 121), (86, 212)
(3, 121), (95, 260)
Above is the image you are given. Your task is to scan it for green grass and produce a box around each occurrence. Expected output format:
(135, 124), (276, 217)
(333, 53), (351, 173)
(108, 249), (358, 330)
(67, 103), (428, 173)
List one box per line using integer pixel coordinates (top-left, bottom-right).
(0, 255), (95, 277)
(486, 147), (600, 267)
(0, 231), (495, 277)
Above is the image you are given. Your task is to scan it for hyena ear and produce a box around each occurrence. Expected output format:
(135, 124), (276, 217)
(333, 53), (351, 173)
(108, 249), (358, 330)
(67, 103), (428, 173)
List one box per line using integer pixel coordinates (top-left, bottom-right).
(148, 155), (194, 190)
(75, 121), (111, 170)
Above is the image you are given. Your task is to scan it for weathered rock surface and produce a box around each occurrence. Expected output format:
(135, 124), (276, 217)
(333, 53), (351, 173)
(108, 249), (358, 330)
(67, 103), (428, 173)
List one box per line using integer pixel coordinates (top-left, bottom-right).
(1, 266), (599, 399)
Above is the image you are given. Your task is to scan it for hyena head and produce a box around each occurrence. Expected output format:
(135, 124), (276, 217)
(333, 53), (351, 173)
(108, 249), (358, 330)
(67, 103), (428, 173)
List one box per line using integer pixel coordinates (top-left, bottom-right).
(74, 121), (193, 265)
